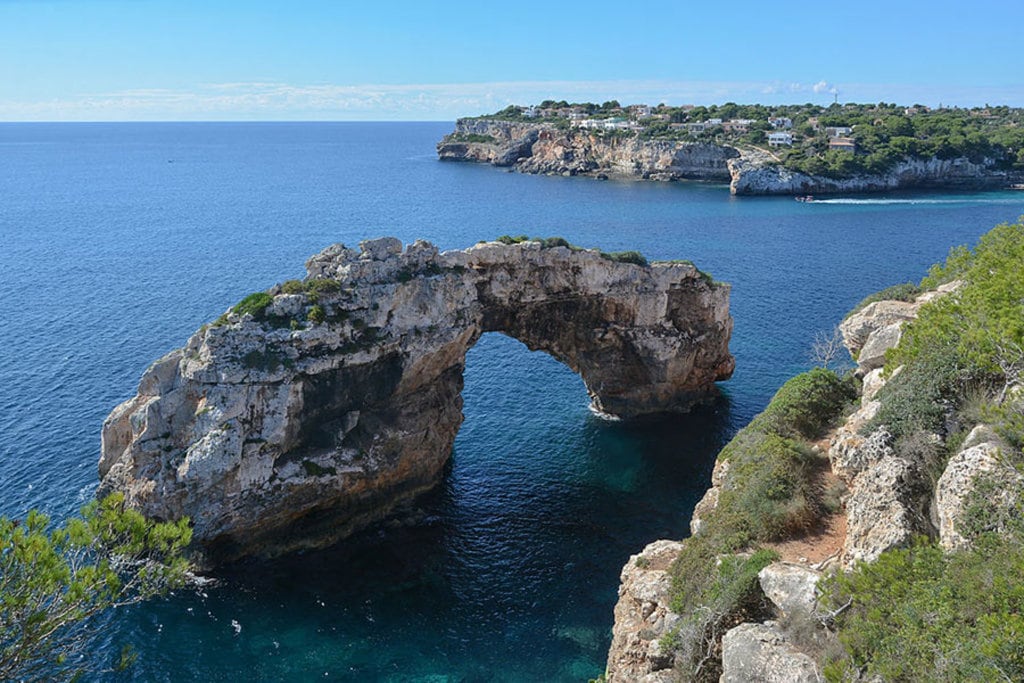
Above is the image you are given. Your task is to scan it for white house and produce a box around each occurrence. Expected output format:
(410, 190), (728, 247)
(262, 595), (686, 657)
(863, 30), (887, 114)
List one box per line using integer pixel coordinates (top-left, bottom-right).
(768, 117), (793, 129)
(706, 118), (723, 125)
(686, 122), (707, 134)
(825, 126), (853, 138)
(767, 132), (794, 146)
(522, 106), (539, 118)
(629, 105), (653, 119)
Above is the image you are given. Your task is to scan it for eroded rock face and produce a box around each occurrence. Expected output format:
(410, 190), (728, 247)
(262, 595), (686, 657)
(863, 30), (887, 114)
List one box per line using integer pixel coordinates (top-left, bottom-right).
(99, 238), (733, 564)
(606, 540), (684, 682)
(728, 151), (1016, 196)
(936, 436), (1024, 551)
(842, 456), (930, 567)
(437, 119), (739, 180)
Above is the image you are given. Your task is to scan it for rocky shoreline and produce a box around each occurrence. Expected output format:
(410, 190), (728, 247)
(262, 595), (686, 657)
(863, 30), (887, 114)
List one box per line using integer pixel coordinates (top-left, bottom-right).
(437, 119), (1022, 196)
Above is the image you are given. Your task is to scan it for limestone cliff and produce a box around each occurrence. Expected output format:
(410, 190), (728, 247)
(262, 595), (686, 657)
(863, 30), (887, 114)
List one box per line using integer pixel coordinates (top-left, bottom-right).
(604, 275), (1013, 680)
(728, 148), (1017, 196)
(437, 118), (738, 181)
(438, 119), (1021, 195)
(99, 238), (733, 565)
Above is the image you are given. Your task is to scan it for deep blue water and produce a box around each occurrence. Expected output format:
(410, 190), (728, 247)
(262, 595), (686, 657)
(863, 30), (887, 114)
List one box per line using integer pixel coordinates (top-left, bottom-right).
(1, 122), (1021, 681)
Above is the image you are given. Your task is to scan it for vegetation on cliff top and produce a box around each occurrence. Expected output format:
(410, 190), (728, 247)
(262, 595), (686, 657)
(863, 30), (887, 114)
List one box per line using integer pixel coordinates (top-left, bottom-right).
(470, 100), (1024, 179)
(871, 218), (1024, 447)
(0, 493), (192, 681)
(664, 368), (856, 680)
(822, 218), (1024, 680)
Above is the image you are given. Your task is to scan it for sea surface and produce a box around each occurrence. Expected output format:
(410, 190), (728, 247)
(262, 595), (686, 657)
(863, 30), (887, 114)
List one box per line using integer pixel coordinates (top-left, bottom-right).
(1, 122), (1021, 681)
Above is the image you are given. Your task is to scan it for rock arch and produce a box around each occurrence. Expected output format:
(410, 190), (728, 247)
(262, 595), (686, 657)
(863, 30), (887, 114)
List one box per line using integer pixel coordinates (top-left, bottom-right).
(99, 238), (734, 565)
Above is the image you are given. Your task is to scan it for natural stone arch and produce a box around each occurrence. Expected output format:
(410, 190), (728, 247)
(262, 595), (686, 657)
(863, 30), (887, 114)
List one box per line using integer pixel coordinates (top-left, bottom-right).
(99, 238), (734, 565)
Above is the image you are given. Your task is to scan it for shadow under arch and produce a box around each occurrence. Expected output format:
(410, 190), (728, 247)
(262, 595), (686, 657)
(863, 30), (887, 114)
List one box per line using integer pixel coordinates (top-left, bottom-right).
(202, 331), (733, 680)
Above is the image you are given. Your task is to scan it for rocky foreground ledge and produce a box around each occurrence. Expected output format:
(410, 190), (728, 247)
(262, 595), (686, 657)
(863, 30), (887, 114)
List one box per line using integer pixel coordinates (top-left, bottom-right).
(98, 237), (733, 565)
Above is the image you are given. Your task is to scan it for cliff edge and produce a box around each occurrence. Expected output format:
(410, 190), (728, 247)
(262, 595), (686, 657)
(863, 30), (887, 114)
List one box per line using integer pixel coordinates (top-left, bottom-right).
(606, 218), (1024, 681)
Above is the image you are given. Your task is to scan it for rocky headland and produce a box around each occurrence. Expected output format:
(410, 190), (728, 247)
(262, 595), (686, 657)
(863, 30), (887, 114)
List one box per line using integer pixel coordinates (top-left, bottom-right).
(437, 118), (1021, 196)
(98, 238), (733, 566)
(438, 118), (738, 182)
(603, 219), (1024, 681)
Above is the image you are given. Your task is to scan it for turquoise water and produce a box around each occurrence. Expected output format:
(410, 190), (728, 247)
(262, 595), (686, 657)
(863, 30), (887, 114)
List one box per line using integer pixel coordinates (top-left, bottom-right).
(1, 122), (1022, 680)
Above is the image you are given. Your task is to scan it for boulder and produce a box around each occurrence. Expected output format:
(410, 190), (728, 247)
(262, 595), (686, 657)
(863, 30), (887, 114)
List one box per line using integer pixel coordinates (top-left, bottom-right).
(935, 439), (1024, 551)
(720, 622), (821, 683)
(843, 456), (929, 566)
(840, 300), (919, 358)
(758, 562), (822, 619)
(856, 322), (905, 372)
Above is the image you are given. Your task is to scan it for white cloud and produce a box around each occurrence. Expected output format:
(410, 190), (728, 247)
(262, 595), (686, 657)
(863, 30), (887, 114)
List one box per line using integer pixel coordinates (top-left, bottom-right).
(0, 79), (1019, 121)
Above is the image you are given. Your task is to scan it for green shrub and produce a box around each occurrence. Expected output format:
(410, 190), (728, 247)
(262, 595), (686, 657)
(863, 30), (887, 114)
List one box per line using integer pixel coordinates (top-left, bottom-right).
(715, 432), (823, 542)
(0, 494), (192, 681)
(665, 369), (854, 679)
(307, 304), (326, 324)
(232, 292), (274, 320)
(823, 535), (1024, 682)
(306, 278), (341, 296)
(448, 132), (499, 144)
(536, 236), (573, 249)
(667, 540), (778, 679)
(751, 368), (857, 440)
(599, 250), (648, 266)
(495, 234), (530, 245)
(280, 279), (305, 294)
(890, 219), (1024, 377)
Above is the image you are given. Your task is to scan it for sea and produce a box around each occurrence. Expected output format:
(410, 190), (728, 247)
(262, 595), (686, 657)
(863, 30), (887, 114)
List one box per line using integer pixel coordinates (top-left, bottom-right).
(1, 121), (1021, 682)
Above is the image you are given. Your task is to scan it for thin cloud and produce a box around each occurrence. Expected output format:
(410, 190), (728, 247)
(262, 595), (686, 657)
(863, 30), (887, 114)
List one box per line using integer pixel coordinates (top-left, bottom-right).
(0, 79), (1019, 121)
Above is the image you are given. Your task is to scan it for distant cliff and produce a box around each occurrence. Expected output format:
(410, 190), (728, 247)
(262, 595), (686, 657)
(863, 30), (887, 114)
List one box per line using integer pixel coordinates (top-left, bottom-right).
(437, 118), (738, 181)
(438, 119), (1022, 195)
(728, 148), (1018, 195)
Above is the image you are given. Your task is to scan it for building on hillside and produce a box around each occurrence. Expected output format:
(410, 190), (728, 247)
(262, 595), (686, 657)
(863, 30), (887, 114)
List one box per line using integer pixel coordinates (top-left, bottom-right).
(522, 106), (539, 118)
(825, 126), (853, 138)
(828, 137), (856, 153)
(686, 122), (707, 134)
(722, 119), (755, 133)
(629, 105), (653, 119)
(768, 117), (793, 129)
(706, 118), (723, 125)
(767, 131), (794, 146)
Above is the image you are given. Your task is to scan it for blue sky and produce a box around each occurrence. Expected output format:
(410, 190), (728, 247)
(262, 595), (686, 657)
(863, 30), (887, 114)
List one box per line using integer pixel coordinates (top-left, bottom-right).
(1, 0), (1022, 120)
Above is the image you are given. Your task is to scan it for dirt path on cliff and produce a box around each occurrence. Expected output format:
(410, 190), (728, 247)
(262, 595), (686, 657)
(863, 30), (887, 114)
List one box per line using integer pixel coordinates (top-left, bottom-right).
(765, 434), (847, 567)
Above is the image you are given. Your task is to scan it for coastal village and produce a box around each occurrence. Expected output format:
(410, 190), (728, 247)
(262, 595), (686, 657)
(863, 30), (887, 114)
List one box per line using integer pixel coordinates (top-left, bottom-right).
(463, 100), (1024, 182)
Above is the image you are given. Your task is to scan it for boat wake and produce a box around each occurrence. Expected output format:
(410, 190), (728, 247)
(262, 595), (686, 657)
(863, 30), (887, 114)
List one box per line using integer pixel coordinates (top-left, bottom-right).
(811, 197), (1022, 206)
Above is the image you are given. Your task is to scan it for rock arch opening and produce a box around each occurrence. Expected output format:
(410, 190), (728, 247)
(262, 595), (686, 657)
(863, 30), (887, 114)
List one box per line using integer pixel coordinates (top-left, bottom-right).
(99, 238), (734, 565)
